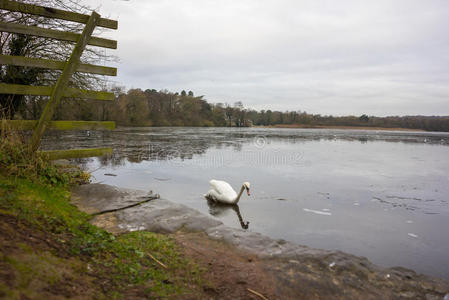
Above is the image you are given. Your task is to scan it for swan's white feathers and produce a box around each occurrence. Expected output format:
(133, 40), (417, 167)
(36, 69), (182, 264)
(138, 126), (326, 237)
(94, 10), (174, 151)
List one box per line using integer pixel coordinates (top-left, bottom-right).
(207, 179), (238, 204)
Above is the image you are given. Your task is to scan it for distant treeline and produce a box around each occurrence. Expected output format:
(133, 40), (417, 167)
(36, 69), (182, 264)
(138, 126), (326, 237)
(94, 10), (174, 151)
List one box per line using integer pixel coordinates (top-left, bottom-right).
(247, 111), (449, 132)
(7, 87), (449, 132)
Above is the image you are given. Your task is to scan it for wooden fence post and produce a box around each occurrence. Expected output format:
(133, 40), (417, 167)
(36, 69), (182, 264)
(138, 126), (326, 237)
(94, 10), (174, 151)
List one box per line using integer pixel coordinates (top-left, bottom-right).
(29, 11), (100, 152)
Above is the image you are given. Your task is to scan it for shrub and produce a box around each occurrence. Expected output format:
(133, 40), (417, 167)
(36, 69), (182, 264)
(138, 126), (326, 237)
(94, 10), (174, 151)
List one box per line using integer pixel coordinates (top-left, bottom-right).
(0, 120), (89, 186)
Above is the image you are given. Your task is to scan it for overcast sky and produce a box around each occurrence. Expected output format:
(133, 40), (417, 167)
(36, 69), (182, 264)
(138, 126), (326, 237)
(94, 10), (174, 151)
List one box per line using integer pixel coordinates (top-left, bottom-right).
(82, 0), (449, 116)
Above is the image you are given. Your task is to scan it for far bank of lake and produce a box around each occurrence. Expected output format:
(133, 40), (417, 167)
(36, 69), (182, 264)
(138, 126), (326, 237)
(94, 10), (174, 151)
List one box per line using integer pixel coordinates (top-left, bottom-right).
(265, 124), (427, 131)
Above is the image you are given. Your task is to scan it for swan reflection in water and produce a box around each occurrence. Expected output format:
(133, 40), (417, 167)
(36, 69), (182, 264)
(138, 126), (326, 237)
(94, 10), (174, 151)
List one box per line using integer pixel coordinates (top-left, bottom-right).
(206, 199), (250, 229)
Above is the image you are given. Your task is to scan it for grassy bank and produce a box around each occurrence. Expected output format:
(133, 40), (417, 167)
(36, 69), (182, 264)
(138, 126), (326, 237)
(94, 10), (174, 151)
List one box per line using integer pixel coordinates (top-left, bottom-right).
(0, 131), (206, 299)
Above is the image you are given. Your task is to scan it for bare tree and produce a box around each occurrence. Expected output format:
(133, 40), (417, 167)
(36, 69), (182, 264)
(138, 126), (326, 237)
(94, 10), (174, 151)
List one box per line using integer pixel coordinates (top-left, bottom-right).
(0, 0), (117, 118)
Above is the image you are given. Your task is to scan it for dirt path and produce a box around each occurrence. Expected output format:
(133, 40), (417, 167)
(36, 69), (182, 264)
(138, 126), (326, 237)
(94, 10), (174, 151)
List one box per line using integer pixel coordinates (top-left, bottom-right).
(174, 231), (277, 299)
(173, 231), (449, 300)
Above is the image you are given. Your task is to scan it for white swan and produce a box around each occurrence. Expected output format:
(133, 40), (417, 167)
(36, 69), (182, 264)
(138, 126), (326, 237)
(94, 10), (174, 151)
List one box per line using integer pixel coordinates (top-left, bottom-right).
(205, 179), (250, 204)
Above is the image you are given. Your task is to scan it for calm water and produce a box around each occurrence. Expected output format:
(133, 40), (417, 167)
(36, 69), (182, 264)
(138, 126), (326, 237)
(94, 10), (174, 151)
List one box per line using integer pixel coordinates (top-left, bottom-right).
(42, 127), (449, 280)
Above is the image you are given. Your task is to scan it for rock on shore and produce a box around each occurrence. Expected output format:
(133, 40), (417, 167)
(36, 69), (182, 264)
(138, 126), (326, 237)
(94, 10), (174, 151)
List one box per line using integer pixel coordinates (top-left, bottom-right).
(72, 183), (449, 299)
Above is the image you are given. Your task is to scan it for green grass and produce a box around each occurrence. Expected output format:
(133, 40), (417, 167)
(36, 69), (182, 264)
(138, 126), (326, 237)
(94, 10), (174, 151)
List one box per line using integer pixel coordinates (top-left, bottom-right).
(0, 176), (205, 298)
(0, 131), (206, 298)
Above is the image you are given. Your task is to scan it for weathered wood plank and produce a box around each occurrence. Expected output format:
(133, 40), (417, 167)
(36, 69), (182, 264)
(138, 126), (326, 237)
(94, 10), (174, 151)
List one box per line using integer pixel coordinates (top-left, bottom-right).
(64, 88), (114, 101)
(0, 83), (51, 96)
(40, 147), (113, 160)
(30, 12), (100, 151)
(4, 120), (115, 131)
(0, 83), (114, 101)
(0, 55), (117, 76)
(48, 120), (115, 130)
(0, 0), (117, 29)
(0, 21), (117, 49)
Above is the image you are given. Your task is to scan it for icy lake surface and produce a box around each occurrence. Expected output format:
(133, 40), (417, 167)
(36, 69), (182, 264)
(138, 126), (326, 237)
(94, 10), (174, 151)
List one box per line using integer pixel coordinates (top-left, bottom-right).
(42, 127), (449, 280)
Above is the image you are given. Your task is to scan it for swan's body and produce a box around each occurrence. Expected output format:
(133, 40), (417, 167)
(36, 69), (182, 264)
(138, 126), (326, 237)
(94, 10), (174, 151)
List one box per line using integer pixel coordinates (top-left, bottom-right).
(205, 179), (250, 204)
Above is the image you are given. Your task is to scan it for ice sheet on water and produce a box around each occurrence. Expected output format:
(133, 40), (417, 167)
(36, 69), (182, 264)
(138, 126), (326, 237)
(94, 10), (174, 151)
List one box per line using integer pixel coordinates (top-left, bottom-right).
(303, 208), (332, 216)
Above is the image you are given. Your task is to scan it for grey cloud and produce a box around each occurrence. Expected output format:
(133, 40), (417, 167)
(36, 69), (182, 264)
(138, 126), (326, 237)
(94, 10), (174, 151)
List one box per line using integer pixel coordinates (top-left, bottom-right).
(84, 0), (449, 116)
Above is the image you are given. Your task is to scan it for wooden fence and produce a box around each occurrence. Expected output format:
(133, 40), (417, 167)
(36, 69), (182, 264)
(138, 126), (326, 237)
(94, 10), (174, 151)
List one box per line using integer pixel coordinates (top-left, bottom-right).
(0, 0), (117, 159)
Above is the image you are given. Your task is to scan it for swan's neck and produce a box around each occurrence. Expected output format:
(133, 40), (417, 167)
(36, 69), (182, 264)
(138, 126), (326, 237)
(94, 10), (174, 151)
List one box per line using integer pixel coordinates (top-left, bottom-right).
(233, 185), (245, 204)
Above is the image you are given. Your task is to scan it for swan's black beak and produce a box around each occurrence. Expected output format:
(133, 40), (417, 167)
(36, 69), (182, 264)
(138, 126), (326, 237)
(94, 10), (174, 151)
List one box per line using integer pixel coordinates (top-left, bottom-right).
(246, 188), (251, 196)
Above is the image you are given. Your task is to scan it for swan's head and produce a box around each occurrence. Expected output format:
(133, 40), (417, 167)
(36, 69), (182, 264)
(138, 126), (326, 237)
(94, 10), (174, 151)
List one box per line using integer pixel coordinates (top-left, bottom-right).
(243, 182), (251, 196)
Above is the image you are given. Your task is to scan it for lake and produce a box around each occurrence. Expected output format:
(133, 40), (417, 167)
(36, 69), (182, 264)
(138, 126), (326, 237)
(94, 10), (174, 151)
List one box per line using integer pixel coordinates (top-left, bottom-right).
(42, 127), (449, 280)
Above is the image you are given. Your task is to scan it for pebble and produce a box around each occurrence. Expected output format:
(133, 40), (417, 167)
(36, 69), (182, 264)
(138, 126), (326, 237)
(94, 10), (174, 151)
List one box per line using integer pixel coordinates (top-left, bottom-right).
(289, 260), (299, 264)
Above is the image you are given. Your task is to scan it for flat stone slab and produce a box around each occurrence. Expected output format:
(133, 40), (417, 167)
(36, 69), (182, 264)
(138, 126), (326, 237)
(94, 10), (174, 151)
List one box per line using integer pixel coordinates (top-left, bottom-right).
(71, 183), (449, 299)
(115, 199), (223, 233)
(71, 184), (151, 215)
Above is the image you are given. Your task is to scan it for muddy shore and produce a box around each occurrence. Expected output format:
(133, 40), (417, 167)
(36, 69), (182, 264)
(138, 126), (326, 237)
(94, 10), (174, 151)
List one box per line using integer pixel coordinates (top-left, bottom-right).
(72, 183), (449, 299)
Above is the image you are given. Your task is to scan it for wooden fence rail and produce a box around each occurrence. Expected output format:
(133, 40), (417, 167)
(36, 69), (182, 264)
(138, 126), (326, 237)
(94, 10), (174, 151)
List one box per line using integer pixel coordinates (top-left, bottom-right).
(0, 22), (117, 49)
(0, 0), (117, 29)
(0, 55), (117, 76)
(0, 83), (114, 101)
(6, 120), (115, 131)
(0, 0), (118, 159)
